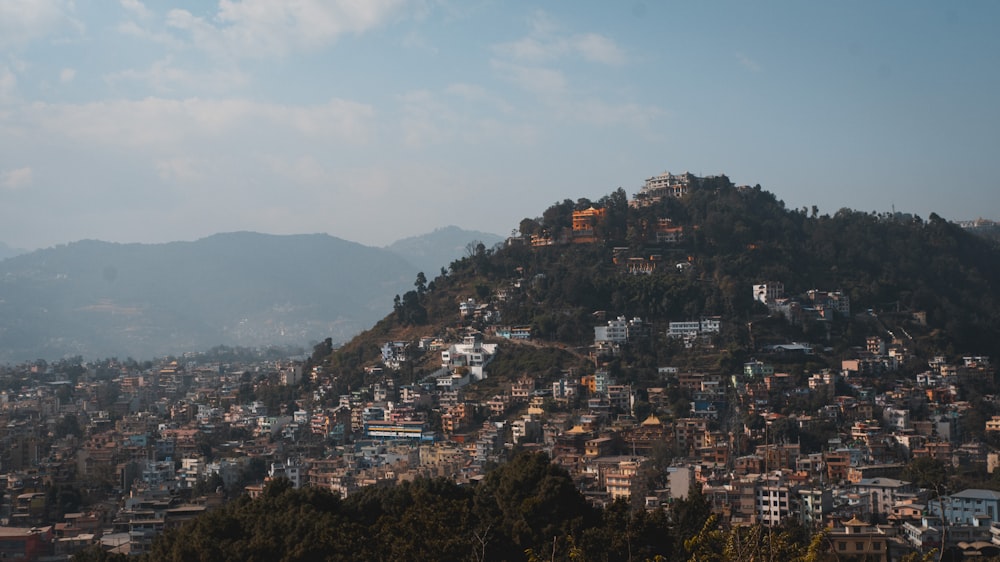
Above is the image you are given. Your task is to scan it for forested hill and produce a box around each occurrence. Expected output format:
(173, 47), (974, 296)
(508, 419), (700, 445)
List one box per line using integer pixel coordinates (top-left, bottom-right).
(318, 177), (1000, 389)
(134, 179), (1000, 562)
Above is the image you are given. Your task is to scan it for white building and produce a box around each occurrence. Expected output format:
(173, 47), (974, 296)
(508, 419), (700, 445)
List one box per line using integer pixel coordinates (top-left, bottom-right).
(754, 475), (797, 526)
(667, 317), (721, 338)
(269, 459), (304, 489)
(667, 321), (701, 338)
(440, 334), (498, 381)
(753, 282), (785, 305)
(594, 316), (645, 345)
(799, 487), (832, 528)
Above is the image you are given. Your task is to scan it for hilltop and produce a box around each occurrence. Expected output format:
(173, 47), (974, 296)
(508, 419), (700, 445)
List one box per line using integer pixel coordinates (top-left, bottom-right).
(317, 173), (1000, 393)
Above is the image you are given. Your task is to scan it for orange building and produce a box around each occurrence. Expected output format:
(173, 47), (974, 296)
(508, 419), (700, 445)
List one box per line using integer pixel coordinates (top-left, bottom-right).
(571, 207), (606, 243)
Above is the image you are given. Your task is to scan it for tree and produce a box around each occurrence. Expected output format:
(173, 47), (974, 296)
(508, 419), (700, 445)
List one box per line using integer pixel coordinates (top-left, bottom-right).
(671, 485), (713, 548)
(519, 218), (541, 238)
(54, 413), (83, 438)
(683, 514), (827, 562)
(415, 271), (427, 295)
(71, 546), (128, 562)
(472, 452), (596, 560)
(903, 457), (949, 496)
(311, 337), (333, 362)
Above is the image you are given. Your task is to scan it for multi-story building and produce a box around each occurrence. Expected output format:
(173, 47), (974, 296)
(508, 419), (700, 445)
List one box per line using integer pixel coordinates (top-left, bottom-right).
(854, 477), (917, 517)
(752, 282), (784, 305)
(752, 473), (798, 526)
(930, 488), (1000, 526)
(667, 317), (721, 339)
(674, 418), (707, 454)
(440, 334), (498, 381)
(798, 487), (832, 528)
(631, 171), (698, 207)
(824, 449), (853, 482)
(743, 360), (774, 379)
(655, 218), (685, 243)
(594, 316), (644, 344)
(571, 207), (606, 243)
(605, 459), (642, 501)
(827, 517), (891, 562)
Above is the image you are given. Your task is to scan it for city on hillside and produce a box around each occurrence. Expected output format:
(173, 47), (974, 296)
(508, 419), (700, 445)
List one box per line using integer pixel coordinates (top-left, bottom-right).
(2, 171), (999, 561)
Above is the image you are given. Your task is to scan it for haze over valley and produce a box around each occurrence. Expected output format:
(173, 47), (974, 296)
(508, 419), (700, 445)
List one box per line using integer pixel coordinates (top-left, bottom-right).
(0, 227), (502, 363)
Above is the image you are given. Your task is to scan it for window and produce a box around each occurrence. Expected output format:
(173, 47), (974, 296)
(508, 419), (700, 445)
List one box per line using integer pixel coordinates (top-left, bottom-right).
(838, 542), (846, 551)
(856, 542), (864, 551)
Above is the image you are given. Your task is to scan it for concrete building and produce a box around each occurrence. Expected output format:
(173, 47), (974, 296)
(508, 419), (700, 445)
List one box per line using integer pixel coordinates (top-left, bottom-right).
(930, 489), (1000, 526)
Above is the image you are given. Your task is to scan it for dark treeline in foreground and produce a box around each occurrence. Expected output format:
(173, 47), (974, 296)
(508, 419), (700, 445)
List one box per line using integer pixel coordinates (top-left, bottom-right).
(75, 452), (870, 562)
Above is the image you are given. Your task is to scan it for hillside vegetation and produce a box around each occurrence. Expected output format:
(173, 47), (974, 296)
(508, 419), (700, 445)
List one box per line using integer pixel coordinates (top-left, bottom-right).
(314, 178), (1000, 393)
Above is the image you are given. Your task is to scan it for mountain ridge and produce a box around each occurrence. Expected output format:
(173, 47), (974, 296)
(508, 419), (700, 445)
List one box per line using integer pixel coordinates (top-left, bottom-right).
(0, 228), (502, 363)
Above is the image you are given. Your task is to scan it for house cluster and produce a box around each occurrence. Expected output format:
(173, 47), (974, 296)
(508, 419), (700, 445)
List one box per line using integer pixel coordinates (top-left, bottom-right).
(326, 340), (1000, 559)
(1, 270), (997, 562)
(0, 339), (997, 560)
(753, 282), (851, 323)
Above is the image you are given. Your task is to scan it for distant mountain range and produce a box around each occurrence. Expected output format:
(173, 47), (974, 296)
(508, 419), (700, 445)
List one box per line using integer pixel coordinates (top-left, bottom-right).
(0, 227), (501, 363)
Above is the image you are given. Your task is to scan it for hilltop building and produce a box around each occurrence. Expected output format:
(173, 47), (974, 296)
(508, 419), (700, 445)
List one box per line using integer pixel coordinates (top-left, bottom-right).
(630, 171), (698, 207)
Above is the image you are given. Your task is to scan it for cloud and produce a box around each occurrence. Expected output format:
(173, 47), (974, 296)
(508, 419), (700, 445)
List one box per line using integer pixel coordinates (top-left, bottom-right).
(397, 88), (537, 148)
(106, 57), (249, 95)
(0, 66), (17, 102)
(443, 83), (514, 114)
(574, 33), (627, 65)
(0, 0), (82, 48)
(560, 99), (665, 130)
(491, 60), (568, 98)
(263, 155), (329, 186)
(155, 157), (206, 183)
(1, 167), (33, 190)
(736, 52), (761, 72)
(165, 0), (409, 59)
(120, 0), (154, 21)
(489, 61), (664, 133)
(493, 11), (626, 66)
(22, 97), (375, 147)
(59, 68), (76, 83)
(400, 30), (438, 53)
(116, 19), (185, 49)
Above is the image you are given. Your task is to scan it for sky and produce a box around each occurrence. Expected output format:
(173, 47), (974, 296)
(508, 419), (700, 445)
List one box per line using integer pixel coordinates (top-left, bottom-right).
(1, 1), (998, 251)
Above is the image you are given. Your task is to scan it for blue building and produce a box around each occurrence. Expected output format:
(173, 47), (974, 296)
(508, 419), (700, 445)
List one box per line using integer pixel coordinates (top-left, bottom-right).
(930, 488), (1000, 526)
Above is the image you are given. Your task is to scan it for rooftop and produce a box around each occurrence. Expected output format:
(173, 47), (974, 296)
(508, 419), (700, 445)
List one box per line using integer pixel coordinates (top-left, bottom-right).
(951, 489), (1000, 501)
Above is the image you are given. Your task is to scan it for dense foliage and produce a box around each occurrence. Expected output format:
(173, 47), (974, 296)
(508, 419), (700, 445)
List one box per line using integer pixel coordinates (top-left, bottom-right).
(139, 452), (681, 562)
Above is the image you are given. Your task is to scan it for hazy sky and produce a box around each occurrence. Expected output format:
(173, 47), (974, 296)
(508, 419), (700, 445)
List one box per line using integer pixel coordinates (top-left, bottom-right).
(1, 1), (998, 251)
